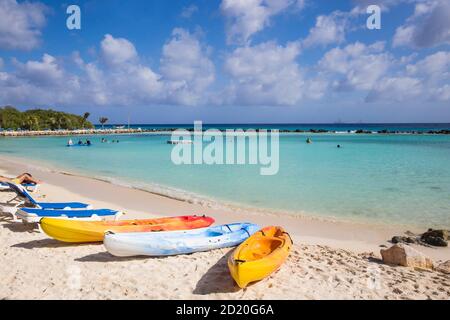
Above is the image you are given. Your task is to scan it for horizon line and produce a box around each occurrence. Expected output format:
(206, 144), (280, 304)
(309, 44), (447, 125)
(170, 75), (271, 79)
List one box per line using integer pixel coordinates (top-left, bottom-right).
(93, 122), (450, 125)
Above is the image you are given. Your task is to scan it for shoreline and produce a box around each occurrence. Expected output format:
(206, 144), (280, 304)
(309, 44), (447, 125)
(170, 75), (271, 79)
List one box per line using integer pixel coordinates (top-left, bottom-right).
(1, 156), (449, 299)
(1, 154), (449, 260)
(0, 154), (436, 231)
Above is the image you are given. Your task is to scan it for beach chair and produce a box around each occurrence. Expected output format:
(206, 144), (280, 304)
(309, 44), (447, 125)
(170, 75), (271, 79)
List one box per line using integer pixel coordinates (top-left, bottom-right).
(0, 182), (39, 193)
(0, 182), (92, 220)
(16, 207), (122, 224)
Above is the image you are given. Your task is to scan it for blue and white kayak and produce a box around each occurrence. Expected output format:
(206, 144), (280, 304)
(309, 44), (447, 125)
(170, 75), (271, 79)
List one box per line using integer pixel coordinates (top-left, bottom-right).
(17, 207), (121, 223)
(103, 222), (260, 257)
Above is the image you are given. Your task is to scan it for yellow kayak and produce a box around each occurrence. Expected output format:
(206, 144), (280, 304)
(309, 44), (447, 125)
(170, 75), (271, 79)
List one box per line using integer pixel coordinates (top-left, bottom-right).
(40, 215), (215, 243)
(228, 226), (292, 288)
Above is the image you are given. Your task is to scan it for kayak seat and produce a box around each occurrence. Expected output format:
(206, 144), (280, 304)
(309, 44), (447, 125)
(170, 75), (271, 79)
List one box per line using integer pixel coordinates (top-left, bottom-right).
(207, 230), (225, 237)
(240, 237), (283, 261)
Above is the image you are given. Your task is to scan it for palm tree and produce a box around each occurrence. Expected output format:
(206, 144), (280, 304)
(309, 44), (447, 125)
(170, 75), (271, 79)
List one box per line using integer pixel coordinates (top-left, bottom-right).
(56, 114), (64, 130)
(82, 112), (90, 129)
(99, 117), (108, 129)
(48, 117), (57, 130)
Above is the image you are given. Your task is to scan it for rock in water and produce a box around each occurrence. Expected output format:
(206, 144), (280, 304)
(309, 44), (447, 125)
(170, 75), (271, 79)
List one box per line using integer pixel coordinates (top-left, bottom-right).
(435, 260), (450, 274)
(391, 236), (417, 244)
(426, 229), (448, 239)
(421, 229), (448, 247)
(380, 244), (434, 269)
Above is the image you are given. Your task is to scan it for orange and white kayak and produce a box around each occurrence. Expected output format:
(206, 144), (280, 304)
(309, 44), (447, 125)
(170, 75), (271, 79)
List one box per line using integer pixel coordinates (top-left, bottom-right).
(40, 215), (215, 243)
(228, 226), (292, 288)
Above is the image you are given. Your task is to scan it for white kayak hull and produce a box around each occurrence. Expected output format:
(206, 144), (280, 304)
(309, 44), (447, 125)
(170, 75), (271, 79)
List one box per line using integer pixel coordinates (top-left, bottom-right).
(104, 223), (260, 257)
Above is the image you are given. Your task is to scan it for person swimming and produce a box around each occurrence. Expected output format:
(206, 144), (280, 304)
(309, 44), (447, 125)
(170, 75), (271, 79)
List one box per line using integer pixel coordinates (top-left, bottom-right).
(67, 139), (74, 146)
(306, 138), (312, 144)
(337, 144), (341, 148)
(78, 140), (83, 145)
(86, 139), (91, 146)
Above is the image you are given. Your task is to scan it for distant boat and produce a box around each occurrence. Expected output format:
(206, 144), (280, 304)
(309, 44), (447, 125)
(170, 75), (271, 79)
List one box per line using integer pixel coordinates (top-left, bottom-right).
(67, 144), (92, 147)
(167, 140), (193, 145)
(114, 125), (125, 129)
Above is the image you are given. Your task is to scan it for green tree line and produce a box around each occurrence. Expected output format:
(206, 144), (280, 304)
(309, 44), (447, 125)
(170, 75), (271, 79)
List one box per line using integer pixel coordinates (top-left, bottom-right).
(0, 106), (94, 131)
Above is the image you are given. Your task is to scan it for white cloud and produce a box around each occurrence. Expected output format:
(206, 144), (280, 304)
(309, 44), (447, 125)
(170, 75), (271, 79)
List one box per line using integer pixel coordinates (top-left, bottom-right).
(220, 0), (304, 45)
(84, 30), (214, 106)
(392, 25), (415, 47)
(100, 34), (138, 67)
(13, 54), (64, 87)
(302, 12), (348, 48)
(160, 28), (215, 105)
(366, 76), (423, 102)
(0, 29), (214, 107)
(405, 51), (450, 80)
(180, 5), (198, 18)
(432, 84), (450, 101)
(0, 54), (80, 106)
(316, 41), (450, 103)
(0, 0), (48, 50)
(221, 41), (305, 105)
(393, 0), (450, 48)
(303, 77), (329, 100)
(79, 62), (109, 106)
(319, 42), (392, 91)
(404, 51), (450, 101)
(351, 0), (413, 12)
(367, 51), (450, 102)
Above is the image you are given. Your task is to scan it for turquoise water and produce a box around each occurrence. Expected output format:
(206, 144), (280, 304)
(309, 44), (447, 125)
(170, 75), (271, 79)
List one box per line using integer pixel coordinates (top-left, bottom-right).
(98, 123), (450, 133)
(0, 132), (449, 227)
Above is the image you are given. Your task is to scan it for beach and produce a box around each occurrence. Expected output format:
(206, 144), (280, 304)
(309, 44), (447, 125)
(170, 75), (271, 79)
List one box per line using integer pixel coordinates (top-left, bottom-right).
(1, 156), (449, 300)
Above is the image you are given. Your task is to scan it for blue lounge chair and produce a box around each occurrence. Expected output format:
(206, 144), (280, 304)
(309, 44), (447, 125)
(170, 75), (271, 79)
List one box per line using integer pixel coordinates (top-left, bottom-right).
(17, 207), (122, 223)
(0, 182), (39, 193)
(1, 182), (92, 220)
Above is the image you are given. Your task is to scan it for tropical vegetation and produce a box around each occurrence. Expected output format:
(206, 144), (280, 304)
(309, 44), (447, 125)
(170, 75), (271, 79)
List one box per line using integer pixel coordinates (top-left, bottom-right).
(0, 106), (94, 131)
(99, 117), (108, 129)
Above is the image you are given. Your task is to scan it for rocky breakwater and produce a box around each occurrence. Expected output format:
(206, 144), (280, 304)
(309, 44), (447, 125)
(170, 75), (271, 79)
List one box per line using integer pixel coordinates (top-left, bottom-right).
(0, 128), (144, 137)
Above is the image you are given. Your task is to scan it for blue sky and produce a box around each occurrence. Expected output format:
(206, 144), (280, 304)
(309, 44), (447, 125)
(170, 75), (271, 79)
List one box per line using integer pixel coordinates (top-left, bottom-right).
(0, 0), (449, 123)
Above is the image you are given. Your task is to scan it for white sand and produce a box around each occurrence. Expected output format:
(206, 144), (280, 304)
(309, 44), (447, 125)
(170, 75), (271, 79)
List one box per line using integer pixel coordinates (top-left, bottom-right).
(0, 156), (449, 299)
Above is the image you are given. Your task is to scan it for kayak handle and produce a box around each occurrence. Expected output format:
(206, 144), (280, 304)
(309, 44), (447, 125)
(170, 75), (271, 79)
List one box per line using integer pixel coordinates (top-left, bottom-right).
(241, 227), (251, 237)
(282, 231), (294, 245)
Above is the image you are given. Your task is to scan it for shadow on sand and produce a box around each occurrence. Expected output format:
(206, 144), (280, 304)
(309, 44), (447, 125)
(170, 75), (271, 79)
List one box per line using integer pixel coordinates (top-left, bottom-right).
(1, 218), (39, 233)
(75, 251), (155, 263)
(367, 256), (384, 264)
(193, 251), (240, 295)
(11, 238), (100, 249)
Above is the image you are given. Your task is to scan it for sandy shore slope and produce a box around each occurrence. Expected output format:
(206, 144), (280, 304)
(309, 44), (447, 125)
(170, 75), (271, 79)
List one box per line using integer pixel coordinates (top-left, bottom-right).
(0, 156), (449, 299)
